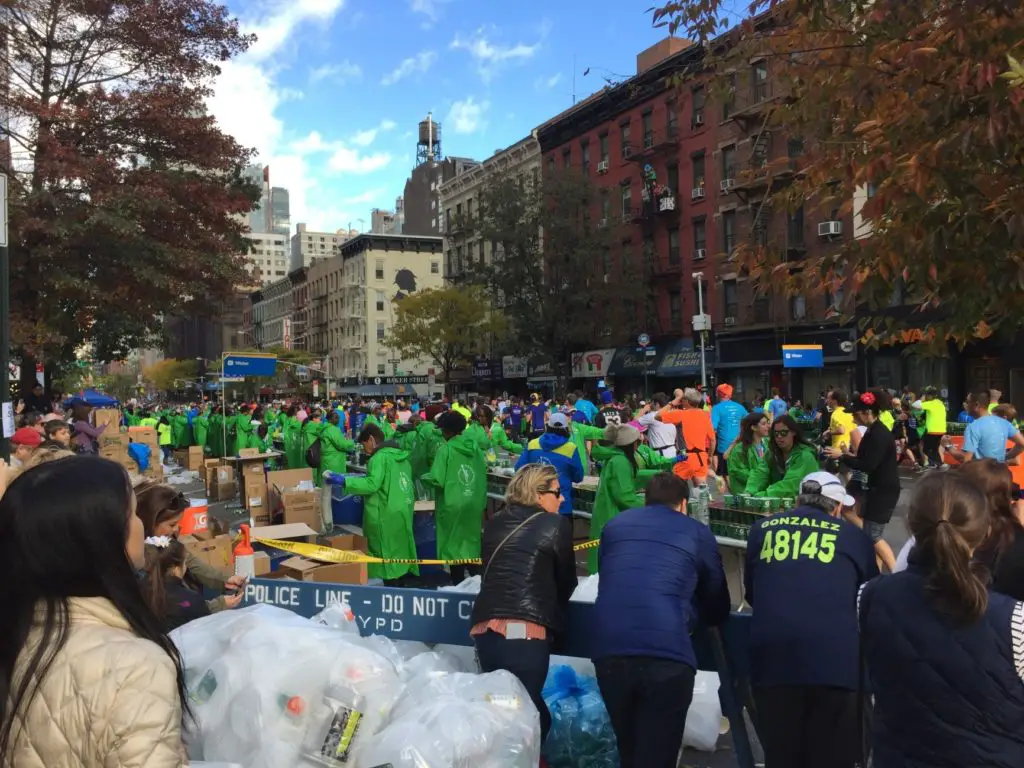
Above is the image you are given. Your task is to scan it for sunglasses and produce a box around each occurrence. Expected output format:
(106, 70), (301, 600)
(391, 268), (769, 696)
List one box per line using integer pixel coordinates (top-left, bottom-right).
(539, 488), (565, 498)
(773, 429), (791, 438)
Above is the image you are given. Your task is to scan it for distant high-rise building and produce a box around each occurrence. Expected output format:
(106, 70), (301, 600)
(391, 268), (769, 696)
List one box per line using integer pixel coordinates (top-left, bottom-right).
(371, 208), (396, 234)
(402, 113), (479, 236)
(291, 223), (347, 271)
(240, 165), (290, 235)
(270, 187), (290, 235)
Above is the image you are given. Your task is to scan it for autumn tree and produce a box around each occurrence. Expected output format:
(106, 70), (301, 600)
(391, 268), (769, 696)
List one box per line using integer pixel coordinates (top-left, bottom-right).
(143, 358), (198, 392)
(461, 170), (649, 376)
(652, 0), (1024, 347)
(4, 0), (258, 385)
(386, 287), (508, 391)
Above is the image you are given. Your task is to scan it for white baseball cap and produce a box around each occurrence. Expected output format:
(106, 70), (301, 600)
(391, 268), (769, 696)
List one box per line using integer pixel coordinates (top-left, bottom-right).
(800, 471), (855, 507)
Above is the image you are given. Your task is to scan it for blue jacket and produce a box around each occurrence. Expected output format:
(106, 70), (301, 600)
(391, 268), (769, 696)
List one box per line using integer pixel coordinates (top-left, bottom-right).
(515, 432), (585, 516)
(745, 505), (878, 690)
(862, 555), (1024, 768)
(591, 505), (730, 667)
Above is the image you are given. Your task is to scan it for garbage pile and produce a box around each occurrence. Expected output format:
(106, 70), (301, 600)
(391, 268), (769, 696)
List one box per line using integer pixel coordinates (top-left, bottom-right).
(171, 604), (541, 767)
(543, 665), (619, 768)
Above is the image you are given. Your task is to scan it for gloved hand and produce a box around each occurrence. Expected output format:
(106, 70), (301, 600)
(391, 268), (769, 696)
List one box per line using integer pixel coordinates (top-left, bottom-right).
(322, 471), (346, 488)
(674, 453), (689, 464)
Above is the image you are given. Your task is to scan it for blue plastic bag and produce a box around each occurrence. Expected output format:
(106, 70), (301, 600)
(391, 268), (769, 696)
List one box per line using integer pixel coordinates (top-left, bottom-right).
(128, 442), (151, 472)
(542, 665), (619, 768)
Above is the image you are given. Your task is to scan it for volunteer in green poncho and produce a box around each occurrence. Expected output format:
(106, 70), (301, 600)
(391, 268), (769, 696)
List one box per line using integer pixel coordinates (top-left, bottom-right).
(323, 423), (419, 585)
(725, 412), (770, 491)
(589, 423), (644, 574)
(743, 414), (819, 498)
(192, 406), (210, 453)
(223, 408), (238, 457)
(470, 406), (523, 462)
(281, 405), (304, 468)
(125, 408), (141, 427)
(590, 424), (678, 489)
(422, 411), (487, 585)
(319, 410), (355, 483)
(235, 405), (255, 451)
(208, 407), (224, 458)
(302, 410), (327, 485)
(170, 410), (189, 449)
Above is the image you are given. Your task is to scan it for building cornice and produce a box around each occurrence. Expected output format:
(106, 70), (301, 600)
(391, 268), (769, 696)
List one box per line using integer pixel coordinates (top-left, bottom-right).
(339, 233), (444, 259)
(439, 136), (542, 201)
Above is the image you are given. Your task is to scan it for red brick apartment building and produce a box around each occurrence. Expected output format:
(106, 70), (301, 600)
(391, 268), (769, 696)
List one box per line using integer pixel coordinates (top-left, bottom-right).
(537, 37), (857, 401)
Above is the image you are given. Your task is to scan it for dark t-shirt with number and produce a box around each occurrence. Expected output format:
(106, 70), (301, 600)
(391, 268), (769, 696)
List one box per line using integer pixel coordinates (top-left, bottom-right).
(744, 505), (878, 690)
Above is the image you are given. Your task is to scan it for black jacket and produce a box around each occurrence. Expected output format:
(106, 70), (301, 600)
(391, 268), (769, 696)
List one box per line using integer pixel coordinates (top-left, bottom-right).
(470, 504), (578, 633)
(840, 420), (900, 522)
(162, 578), (210, 633)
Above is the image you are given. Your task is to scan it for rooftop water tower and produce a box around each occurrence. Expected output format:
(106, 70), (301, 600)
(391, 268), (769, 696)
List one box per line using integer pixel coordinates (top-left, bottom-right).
(416, 112), (442, 166)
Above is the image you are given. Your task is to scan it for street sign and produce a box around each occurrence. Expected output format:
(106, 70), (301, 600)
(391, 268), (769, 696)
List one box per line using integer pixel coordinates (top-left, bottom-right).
(782, 344), (824, 368)
(384, 375), (428, 385)
(223, 353), (277, 377)
(637, 333), (650, 347)
(373, 377), (382, 385)
(0, 173), (7, 247)
(388, 358), (401, 365)
(220, 376), (244, 383)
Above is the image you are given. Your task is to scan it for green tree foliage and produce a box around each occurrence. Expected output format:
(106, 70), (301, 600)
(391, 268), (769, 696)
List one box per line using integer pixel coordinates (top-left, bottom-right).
(386, 287), (508, 388)
(143, 358), (198, 392)
(652, 0), (1024, 347)
(461, 170), (649, 371)
(4, 0), (258, 367)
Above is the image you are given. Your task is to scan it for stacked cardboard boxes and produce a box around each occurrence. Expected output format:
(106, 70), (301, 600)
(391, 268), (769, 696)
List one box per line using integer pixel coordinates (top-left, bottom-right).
(207, 464), (237, 502)
(277, 533), (369, 585)
(174, 446), (205, 472)
(126, 426), (162, 478)
(240, 459), (268, 524)
(266, 468), (320, 531)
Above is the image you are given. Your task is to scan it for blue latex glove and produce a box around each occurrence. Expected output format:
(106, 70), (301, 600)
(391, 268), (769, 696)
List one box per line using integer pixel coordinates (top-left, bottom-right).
(674, 453), (689, 464)
(322, 471), (346, 488)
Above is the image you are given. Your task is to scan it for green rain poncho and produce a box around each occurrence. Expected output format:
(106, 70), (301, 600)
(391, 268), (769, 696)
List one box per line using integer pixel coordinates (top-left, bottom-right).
(193, 411), (210, 453)
(571, 423), (605, 467)
(727, 440), (767, 492)
(235, 413), (255, 451)
(209, 412), (224, 457)
(302, 420), (327, 485)
(319, 421), (355, 483)
(743, 442), (819, 498)
(635, 443), (676, 488)
(224, 413), (238, 456)
(284, 416), (305, 469)
(422, 432), (487, 562)
(464, 422), (496, 463)
(171, 413), (189, 449)
(344, 442), (419, 581)
(589, 447), (643, 574)
(489, 421), (524, 455)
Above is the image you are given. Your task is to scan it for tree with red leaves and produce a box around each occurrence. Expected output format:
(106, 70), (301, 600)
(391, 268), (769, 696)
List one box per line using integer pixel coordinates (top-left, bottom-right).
(651, 0), (1024, 348)
(2, 0), (258, 371)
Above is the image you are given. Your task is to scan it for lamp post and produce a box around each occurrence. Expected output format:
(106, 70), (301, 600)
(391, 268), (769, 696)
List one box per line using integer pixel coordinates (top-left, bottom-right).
(692, 272), (709, 391)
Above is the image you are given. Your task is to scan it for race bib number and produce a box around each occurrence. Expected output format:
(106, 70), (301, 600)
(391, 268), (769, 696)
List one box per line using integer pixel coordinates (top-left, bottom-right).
(759, 529), (836, 564)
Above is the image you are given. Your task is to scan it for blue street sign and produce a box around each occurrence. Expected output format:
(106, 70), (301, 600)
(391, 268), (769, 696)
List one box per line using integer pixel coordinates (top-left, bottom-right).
(782, 344), (824, 368)
(223, 353), (278, 377)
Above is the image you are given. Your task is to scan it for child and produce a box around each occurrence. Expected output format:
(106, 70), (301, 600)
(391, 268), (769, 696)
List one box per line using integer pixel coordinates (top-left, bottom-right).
(141, 536), (210, 632)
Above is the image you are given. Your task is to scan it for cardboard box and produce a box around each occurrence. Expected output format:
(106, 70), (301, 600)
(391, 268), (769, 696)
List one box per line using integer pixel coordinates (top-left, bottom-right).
(267, 468), (314, 508)
(324, 533), (368, 552)
(252, 522), (318, 543)
(253, 551), (271, 576)
(187, 446), (204, 471)
(128, 426), (162, 477)
(173, 448), (189, 466)
(246, 479), (270, 526)
(277, 556), (367, 585)
(181, 533), (233, 574)
(201, 459), (223, 485)
(208, 478), (237, 502)
(238, 448), (260, 458)
(94, 409), (121, 434)
(273, 484), (321, 531)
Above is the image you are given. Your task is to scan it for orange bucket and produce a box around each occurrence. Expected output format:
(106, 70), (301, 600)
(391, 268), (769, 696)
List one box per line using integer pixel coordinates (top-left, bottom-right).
(178, 502), (209, 535)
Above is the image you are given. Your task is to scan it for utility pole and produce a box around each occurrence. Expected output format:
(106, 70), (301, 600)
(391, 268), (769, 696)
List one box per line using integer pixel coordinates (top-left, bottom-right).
(693, 272), (709, 391)
(0, 173), (10, 461)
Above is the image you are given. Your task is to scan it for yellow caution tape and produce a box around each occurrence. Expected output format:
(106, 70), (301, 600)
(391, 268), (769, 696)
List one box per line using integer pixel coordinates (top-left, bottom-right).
(252, 535), (601, 566)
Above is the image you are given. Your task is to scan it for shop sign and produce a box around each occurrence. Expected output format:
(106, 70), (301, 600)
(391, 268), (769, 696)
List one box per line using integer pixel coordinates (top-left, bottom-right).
(571, 349), (616, 378)
(527, 358), (557, 381)
(473, 360), (503, 381)
(502, 356), (527, 379)
(782, 345), (824, 368)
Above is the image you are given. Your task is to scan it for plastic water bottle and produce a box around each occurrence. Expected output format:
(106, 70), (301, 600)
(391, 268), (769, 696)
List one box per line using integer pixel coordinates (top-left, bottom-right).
(234, 523), (255, 581)
(690, 485), (710, 526)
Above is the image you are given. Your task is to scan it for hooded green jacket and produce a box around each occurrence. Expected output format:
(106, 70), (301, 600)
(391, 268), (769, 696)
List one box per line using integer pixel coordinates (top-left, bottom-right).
(571, 423), (605, 465)
(302, 420), (327, 484)
(224, 414), (239, 456)
(208, 413), (223, 457)
(171, 414), (189, 449)
(284, 416), (304, 469)
(489, 421), (524, 455)
(727, 440), (767, 492)
(743, 442), (819, 498)
(589, 448), (643, 574)
(193, 414), (210, 450)
(319, 422), (355, 480)
(344, 442), (419, 581)
(235, 414), (255, 451)
(423, 432), (487, 561)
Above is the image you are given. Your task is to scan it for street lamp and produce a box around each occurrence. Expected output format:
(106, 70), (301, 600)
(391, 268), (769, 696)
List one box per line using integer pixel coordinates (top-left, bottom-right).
(692, 272), (710, 390)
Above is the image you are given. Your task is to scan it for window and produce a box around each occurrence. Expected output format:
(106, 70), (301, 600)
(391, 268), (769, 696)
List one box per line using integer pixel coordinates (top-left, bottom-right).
(752, 61), (769, 102)
(791, 295), (807, 321)
(723, 279), (738, 318)
(667, 163), (679, 195)
(693, 218), (707, 254)
(787, 205), (805, 247)
(445, 208), (451, 231)
(722, 145), (736, 181)
(642, 234), (655, 267)
(692, 153), (705, 190)
(376, 290), (385, 312)
(723, 210), (737, 254)
(827, 280), (845, 312)
(599, 133), (609, 163)
(753, 207), (771, 249)
(581, 140), (590, 175)
(668, 227), (681, 264)
(723, 74), (736, 120)
(375, 259), (384, 280)
(466, 198), (473, 220)
(788, 137), (804, 160)
(377, 364), (386, 375)
(620, 182), (632, 216)
(562, 148), (571, 169)
(547, 156), (555, 175)
(752, 133), (769, 169)
(478, 241), (485, 263)
(601, 193), (611, 222)
(376, 321), (385, 341)
(455, 202), (462, 221)
(620, 120), (631, 158)
(667, 100), (678, 137)
(642, 111), (653, 146)
(669, 290), (682, 328)
(692, 86), (706, 126)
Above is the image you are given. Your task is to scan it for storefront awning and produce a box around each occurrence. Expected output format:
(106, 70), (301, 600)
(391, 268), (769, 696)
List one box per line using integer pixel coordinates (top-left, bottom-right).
(657, 339), (713, 377)
(607, 345), (665, 377)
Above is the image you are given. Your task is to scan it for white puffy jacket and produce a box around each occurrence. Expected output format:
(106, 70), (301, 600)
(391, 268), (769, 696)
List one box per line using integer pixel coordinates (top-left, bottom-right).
(3, 597), (186, 768)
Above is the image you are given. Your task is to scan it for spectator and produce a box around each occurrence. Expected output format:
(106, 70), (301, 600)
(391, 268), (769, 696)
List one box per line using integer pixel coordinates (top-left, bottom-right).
(592, 473), (729, 768)
(711, 383), (748, 476)
(964, 459), (1024, 600)
(22, 382), (51, 414)
(470, 464), (577, 743)
(141, 537), (210, 632)
(9, 427), (42, 469)
(945, 390), (1024, 464)
(42, 418), (72, 449)
(861, 472), (1024, 767)
(745, 471), (878, 768)
(70, 398), (105, 454)
(0, 456), (188, 766)
(515, 413), (585, 517)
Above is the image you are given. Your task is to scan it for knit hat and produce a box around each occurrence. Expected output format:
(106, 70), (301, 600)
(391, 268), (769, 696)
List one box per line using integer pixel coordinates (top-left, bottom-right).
(716, 383), (734, 398)
(11, 427), (42, 447)
(605, 423), (641, 447)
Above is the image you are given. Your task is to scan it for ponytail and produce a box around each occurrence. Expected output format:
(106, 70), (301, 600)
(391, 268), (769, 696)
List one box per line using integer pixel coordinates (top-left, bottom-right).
(925, 519), (988, 624)
(141, 539), (187, 620)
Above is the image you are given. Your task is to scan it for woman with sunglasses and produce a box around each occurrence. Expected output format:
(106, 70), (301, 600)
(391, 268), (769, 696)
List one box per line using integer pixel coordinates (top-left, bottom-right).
(134, 480), (244, 613)
(743, 415), (820, 499)
(470, 463), (578, 745)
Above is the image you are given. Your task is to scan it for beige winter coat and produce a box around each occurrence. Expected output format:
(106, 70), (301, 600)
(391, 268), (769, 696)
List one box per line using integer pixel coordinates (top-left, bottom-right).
(3, 597), (186, 768)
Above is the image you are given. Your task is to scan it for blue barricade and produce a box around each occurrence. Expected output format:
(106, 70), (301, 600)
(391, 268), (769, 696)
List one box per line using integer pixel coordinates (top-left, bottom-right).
(243, 579), (758, 767)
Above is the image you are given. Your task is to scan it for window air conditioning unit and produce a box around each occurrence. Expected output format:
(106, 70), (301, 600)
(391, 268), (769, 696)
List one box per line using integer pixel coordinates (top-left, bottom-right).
(693, 113), (704, 126)
(599, 218), (609, 228)
(818, 221), (843, 237)
(644, 135), (655, 149)
(623, 146), (633, 158)
(694, 248), (707, 261)
(724, 316), (736, 326)
(691, 187), (706, 201)
(720, 178), (736, 193)
(597, 160), (609, 174)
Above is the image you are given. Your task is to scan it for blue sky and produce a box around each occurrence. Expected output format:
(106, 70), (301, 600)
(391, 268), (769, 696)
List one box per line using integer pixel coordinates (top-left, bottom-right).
(207, 0), (751, 233)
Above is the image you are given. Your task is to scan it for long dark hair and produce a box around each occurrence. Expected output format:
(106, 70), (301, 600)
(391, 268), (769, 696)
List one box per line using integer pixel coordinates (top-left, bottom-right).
(0, 457), (190, 755)
(135, 481), (189, 536)
(958, 458), (1017, 554)
(474, 406), (493, 430)
(909, 472), (991, 624)
(739, 411), (768, 451)
(767, 414), (814, 472)
(142, 539), (188, 619)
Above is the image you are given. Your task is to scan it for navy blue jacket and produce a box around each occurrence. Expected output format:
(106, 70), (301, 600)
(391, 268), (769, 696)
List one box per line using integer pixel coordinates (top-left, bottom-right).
(515, 433), (585, 516)
(591, 505), (730, 667)
(862, 555), (1024, 768)
(745, 505), (878, 690)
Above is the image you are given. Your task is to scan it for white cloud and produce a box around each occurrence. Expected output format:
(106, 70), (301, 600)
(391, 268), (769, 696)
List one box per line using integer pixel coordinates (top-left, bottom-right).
(450, 27), (544, 81)
(409, 0), (449, 28)
(328, 147), (392, 174)
(245, 0), (347, 61)
(350, 119), (397, 148)
(446, 97), (489, 135)
(535, 73), (562, 91)
(279, 87), (305, 101)
(342, 189), (386, 205)
(381, 50), (437, 86)
(309, 60), (362, 84)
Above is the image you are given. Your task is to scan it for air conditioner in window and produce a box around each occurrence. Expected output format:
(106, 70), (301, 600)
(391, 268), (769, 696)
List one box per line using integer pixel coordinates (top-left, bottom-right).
(694, 248), (707, 261)
(599, 218), (609, 228)
(691, 187), (705, 201)
(724, 316), (736, 326)
(818, 220), (843, 237)
(693, 113), (704, 126)
(644, 135), (655, 149)
(597, 160), (609, 174)
(720, 178), (736, 193)
(623, 146), (633, 158)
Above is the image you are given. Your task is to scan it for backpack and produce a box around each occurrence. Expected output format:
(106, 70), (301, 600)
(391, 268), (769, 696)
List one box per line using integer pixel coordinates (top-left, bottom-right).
(305, 437), (322, 467)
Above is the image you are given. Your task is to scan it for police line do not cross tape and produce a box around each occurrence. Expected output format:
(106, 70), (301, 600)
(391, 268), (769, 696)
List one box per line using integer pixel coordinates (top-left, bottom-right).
(252, 535), (601, 567)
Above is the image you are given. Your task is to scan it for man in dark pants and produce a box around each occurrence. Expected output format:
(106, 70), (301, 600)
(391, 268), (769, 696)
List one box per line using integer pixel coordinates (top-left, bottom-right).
(745, 471), (879, 768)
(591, 474), (730, 768)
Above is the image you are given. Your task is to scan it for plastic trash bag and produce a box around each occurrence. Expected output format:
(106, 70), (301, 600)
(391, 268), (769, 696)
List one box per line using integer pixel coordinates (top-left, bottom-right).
(682, 670), (722, 752)
(166, 470), (200, 485)
(127, 442), (150, 471)
(570, 574), (600, 603)
(432, 643), (478, 673)
(438, 575), (481, 594)
(360, 670), (541, 768)
(310, 601), (359, 634)
(542, 665), (619, 768)
(550, 654), (596, 680)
